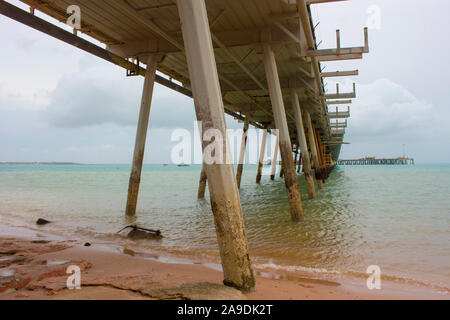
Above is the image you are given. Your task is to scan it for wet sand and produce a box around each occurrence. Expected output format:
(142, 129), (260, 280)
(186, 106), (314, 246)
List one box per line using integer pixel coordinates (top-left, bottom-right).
(0, 234), (447, 300)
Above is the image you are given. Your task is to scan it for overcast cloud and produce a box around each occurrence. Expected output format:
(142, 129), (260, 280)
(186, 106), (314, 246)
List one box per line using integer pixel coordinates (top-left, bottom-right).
(0, 0), (449, 164)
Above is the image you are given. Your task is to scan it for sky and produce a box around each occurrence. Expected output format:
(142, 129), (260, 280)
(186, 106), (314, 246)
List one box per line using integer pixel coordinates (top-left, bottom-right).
(0, 0), (449, 164)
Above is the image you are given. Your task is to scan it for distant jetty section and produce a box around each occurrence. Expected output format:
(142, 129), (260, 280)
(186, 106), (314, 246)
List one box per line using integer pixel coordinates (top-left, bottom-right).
(337, 157), (414, 165)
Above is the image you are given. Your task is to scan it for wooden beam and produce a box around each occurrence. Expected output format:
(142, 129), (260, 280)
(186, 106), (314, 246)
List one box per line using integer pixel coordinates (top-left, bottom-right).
(220, 75), (315, 92)
(305, 112), (324, 189)
(307, 0), (348, 4)
(126, 56), (158, 216)
(178, 0), (254, 292)
(327, 99), (352, 105)
(109, 26), (303, 56)
(112, 0), (184, 51)
(291, 90), (316, 199)
(263, 44), (304, 221)
(328, 112), (350, 119)
(317, 52), (363, 62)
(211, 33), (266, 91)
(321, 70), (359, 77)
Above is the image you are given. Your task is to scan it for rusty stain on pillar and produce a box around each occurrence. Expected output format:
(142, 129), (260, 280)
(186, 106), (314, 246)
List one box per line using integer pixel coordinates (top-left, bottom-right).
(262, 43), (303, 221)
(125, 56), (158, 217)
(315, 128), (325, 168)
(198, 165), (207, 198)
(178, 0), (255, 292)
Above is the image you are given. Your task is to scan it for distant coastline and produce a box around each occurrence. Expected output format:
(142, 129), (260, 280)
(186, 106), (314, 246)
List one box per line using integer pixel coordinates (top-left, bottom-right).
(0, 162), (83, 165)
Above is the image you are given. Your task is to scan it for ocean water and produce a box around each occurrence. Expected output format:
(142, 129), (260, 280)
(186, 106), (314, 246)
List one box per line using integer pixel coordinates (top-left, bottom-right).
(0, 163), (449, 291)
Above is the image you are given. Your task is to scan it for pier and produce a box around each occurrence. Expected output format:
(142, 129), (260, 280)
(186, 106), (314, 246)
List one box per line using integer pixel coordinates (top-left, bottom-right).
(338, 157), (415, 165)
(0, 0), (369, 291)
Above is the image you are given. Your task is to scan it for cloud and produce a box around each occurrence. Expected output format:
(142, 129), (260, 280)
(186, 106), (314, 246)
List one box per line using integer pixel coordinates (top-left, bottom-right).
(39, 57), (197, 129)
(338, 78), (450, 161)
(348, 78), (437, 138)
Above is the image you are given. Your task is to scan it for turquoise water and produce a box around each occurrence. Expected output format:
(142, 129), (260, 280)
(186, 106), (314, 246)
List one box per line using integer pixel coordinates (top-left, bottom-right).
(0, 163), (449, 291)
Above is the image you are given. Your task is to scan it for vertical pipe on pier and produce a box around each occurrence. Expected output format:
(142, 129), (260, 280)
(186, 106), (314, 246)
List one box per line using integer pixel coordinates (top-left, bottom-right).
(236, 118), (249, 188)
(125, 56), (158, 216)
(291, 90), (316, 199)
(262, 44), (303, 221)
(256, 127), (267, 183)
(178, 0), (255, 292)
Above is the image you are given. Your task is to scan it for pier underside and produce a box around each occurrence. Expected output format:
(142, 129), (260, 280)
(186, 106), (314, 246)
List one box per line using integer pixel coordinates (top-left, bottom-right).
(1, 0), (368, 291)
(8, 0), (365, 150)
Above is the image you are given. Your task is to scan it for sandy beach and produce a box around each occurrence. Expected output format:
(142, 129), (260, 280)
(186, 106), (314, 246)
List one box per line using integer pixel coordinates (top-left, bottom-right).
(0, 231), (447, 300)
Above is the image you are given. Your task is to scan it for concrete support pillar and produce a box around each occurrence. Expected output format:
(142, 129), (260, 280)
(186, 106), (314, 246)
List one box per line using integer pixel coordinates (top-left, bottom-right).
(178, 0), (254, 292)
(125, 56), (158, 217)
(256, 128), (267, 183)
(236, 118), (249, 189)
(315, 128), (325, 167)
(270, 133), (279, 180)
(305, 112), (324, 189)
(291, 90), (316, 199)
(262, 44), (303, 221)
(198, 165), (207, 198)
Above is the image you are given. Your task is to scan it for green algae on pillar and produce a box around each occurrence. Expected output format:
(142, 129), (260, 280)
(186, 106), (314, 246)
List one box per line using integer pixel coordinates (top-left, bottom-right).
(178, 0), (255, 292)
(198, 165), (207, 198)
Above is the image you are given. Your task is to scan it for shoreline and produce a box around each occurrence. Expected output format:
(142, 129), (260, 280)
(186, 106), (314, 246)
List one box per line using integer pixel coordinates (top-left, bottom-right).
(0, 226), (448, 300)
